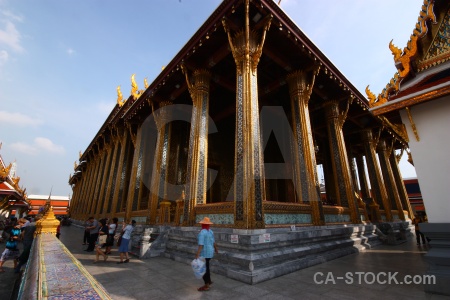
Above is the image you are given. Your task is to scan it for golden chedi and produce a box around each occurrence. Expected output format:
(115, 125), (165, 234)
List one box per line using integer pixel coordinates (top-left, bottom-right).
(35, 206), (60, 236)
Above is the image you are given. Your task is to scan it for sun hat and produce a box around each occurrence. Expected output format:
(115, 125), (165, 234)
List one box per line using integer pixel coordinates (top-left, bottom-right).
(199, 217), (213, 224)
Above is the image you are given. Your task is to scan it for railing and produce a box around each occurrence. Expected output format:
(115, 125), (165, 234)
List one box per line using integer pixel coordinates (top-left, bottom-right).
(17, 206), (112, 300)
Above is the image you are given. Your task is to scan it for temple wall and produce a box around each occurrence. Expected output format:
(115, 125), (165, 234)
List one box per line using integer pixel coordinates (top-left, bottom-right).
(400, 95), (450, 223)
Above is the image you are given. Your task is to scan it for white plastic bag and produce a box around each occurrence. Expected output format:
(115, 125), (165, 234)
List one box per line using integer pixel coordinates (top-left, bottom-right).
(191, 257), (206, 279)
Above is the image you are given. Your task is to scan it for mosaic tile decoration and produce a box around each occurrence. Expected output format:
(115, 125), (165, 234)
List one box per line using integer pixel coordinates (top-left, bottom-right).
(324, 213), (351, 223)
(18, 234), (112, 300)
(265, 213), (312, 224)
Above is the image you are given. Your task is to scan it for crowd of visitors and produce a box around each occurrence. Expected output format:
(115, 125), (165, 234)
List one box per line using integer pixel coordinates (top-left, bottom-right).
(82, 217), (136, 264)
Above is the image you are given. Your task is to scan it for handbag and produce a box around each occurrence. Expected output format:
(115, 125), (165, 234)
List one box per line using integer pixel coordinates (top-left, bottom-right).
(98, 234), (107, 245)
(191, 258), (206, 279)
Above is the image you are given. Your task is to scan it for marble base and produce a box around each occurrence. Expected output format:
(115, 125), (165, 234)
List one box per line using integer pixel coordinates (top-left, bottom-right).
(420, 223), (450, 296)
(162, 224), (385, 284)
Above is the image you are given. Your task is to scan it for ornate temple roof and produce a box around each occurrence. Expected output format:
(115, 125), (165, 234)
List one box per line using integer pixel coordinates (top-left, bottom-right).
(77, 0), (410, 165)
(369, 0), (450, 115)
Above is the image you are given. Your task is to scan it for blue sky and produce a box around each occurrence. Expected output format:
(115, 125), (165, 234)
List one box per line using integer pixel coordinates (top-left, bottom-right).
(0, 0), (421, 197)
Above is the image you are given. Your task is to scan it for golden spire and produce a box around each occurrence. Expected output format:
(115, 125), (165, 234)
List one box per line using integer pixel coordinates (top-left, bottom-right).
(79, 150), (82, 159)
(131, 74), (140, 100)
(35, 205), (60, 236)
(117, 85), (124, 107)
(144, 77), (149, 89)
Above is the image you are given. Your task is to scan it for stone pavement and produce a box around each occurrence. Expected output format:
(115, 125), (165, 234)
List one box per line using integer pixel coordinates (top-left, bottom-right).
(2, 225), (450, 300)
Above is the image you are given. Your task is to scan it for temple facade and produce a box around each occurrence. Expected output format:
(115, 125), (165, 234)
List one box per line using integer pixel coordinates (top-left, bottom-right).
(369, 0), (450, 295)
(68, 0), (413, 230)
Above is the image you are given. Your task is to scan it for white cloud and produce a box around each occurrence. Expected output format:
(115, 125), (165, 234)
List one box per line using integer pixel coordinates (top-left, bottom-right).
(0, 20), (23, 52)
(1, 10), (24, 23)
(0, 49), (8, 65)
(34, 137), (65, 154)
(67, 48), (75, 55)
(10, 142), (37, 155)
(0, 110), (43, 126)
(10, 137), (65, 155)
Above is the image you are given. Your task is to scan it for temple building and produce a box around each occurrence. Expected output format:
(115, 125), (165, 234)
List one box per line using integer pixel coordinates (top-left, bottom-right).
(27, 194), (71, 217)
(69, 0), (419, 285)
(0, 148), (29, 218)
(369, 0), (450, 295)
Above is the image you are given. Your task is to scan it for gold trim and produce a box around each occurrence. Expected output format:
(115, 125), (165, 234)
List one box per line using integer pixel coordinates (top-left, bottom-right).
(378, 115), (409, 143)
(405, 106), (420, 141)
(372, 84), (450, 115)
(406, 149), (415, 166)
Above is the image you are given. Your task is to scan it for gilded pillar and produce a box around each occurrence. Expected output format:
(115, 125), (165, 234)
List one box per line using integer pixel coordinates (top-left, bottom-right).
(78, 162), (93, 219)
(149, 101), (173, 224)
(287, 69), (324, 225)
(91, 150), (107, 217)
(71, 184), (81, 217)
(110, 132), (128, 217)
(95, 144), (114, 217)
(361, 129), (391, 221)
(181, 68), (211, 226)
(125, 124), (143, 222)
(390, 149), (414, 219)
(324, 100), (360, 224)
(85, 156), (101, 217)
(101, 138), (120, 217)
(222, 3), (271, 229)
(378, 139), (405, 220)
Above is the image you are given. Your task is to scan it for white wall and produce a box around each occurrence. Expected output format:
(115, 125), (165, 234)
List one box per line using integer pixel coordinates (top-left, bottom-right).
(400, 95), (450, 223)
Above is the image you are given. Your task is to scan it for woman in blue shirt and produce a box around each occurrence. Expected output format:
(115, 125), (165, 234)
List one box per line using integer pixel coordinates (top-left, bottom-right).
(195, 217), (218, 291)
(117, 220), (135, 264)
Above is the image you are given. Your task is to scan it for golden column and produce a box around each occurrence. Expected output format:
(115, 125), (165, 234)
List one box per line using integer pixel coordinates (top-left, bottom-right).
(222, 2), (271, 229)
(125, 123), (142, 222)
(149, 101), (173, 224)
(91, 149), (107, 217)
(378, 139), (405, 220)
(101, 137), (121, 217)
(361, 129), (391, 221)
(286, 69), (324, 225)
(181, 67), (211, 226)
(96, 144), (114, 217)
(110, 131), (128, 218)
(324, 100), (360, 224)
(71, 182), (81, 217)
(390, 149), (414, 219)
(78, 158), (94, 219)
(85, 155), (101, 218)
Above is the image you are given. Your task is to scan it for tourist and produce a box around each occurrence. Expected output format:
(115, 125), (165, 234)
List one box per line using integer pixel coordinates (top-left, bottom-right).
(0, 221), (21, 273)
(82, 217), (90, 245)
(117, 220), (135, 264)
(105, 217), (118, 255)
(413, 215), (427, 245)
(94, 219), (109, 263)
(85, 217), (99, 252)
(15, 216), (39, 273)
(56, 223), (61, 239)
(195, 217), (218, 292)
